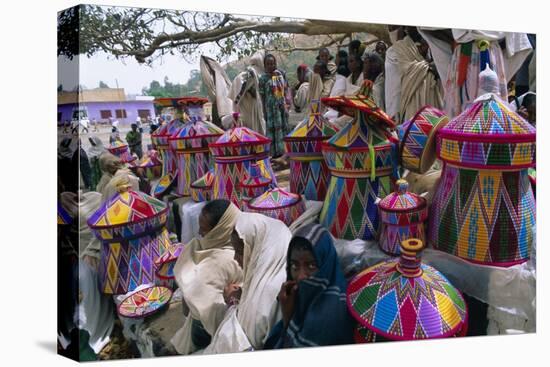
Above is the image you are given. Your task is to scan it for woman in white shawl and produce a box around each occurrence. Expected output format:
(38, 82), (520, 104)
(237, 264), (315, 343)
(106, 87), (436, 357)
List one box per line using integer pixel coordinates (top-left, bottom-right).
(171, 200), (243, 355)
(385, 27), (444, 123)
(227, 50), (267, 134)
(204, 212), (292, 353)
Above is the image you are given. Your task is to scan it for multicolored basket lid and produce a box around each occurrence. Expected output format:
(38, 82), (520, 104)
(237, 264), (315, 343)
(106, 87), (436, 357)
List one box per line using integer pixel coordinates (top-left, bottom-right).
(347, 238), (468, 340)
(378, 179), (428, 224)
(154, 243), (184, 280)
(398, 106), (449, 174)
(245, 187), (305, 226)
(58, 203), (73, 225)
(151, 173), (177, 198)
(321, 82), (396, 130)
(88, 179), (168, 236)
(322, 110), (394, 179)
(437, 94), (536, 170)
(169, 118), (224, 152)
(209, 114), (272, 157)
(285, 100), (339, 143)
(117, 285), (173, 318)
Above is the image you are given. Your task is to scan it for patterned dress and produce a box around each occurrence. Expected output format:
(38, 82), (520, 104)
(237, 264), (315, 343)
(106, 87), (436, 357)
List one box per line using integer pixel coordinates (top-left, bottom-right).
(259, 70), (290, 157)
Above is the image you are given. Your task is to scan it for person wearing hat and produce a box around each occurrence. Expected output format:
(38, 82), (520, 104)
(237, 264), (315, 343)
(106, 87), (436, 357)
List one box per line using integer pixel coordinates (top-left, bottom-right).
(126, 123), (143, 159)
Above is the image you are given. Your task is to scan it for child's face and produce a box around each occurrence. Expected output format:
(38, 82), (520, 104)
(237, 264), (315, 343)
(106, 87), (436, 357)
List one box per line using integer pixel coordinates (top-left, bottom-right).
(290, 247), (318, 282)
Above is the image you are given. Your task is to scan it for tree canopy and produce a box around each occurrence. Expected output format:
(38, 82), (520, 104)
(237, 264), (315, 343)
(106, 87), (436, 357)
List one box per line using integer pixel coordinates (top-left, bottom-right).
(58, 4), (389, 64)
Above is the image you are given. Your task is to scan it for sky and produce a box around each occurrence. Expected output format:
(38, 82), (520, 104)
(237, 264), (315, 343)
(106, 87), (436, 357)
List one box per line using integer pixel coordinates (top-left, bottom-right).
(57, 44), (239, 95)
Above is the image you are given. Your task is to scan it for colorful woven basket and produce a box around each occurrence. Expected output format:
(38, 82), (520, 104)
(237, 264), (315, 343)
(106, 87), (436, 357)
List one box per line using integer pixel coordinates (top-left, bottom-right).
(190, 169), (215, 202)
(88, 180), (171, 294)
(378, 179), (428, 256)
(151, 118), (186, 176)
(354, 325), (384, 343)
(151, 173), (177, 199)
(239, 162), (273, 202)
(430, 94), (536, 266)
(209, 117), (277, 207)
(319, 91), (396, 240)
(245, 187), (305, 226)
(169, 117), (223, 197)
(284, 100), (339, 201)
(130, 150), (163, 181)
(108, 140), (136, 164)
(117, 285), (172, 318)
(347, 239), (468, 341)
(398, 106), (449, 174)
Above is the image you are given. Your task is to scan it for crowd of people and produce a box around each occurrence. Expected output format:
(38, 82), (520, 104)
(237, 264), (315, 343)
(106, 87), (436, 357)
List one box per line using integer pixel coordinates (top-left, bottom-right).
(57, 24), (536, 360)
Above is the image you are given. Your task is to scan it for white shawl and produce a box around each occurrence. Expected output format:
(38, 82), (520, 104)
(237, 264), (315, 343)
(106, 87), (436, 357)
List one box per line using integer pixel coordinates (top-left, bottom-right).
(394, 36), (443, 122)
(200, 56), (233, 118)
(228, 67), (266, 135)
(204, 213), (291, 353)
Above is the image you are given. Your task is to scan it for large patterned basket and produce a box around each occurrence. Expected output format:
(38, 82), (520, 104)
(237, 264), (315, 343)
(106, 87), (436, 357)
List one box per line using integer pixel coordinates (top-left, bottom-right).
(209, 120), (277, 207)
(245, 187), (305, 226)
(430, 94), (536, 266)
(378, 179), (428, 256)
(151, 118), (186, 176)
(108, 140), (136, 164)
(319, 92), (396, 240)
(190, 169), (215, 202)
(239, 162), (273, 202)
(284, 100), (339, 201)
(347, 239), (468, 341)
(398, 106), (449, 174)
(169, 117), (223, 197)
(88, 180), (171, 294)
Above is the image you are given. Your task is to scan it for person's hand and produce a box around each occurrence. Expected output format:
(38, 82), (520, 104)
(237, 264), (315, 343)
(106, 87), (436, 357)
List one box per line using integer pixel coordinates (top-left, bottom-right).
(277, 280), (297, 328)
(518, 106), (529, 120)
(82, 255), (99, 270)
(224, 283), (242, 305)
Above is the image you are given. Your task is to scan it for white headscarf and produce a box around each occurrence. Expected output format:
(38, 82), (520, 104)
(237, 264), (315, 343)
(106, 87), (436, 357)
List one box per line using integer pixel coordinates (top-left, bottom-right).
(86, 136), (106, 160)
(204, 212), (292, 353)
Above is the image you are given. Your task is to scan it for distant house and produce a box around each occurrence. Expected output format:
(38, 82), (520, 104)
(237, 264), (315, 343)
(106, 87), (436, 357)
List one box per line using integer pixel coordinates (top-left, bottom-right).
(57, 88), (156, 125)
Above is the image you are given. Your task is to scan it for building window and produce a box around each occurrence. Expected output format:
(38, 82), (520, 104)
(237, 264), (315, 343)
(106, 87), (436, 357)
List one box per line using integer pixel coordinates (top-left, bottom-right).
(115, 109), (127, 118)
(100, 110), (113, 119)
(138, 109), (151, 118)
